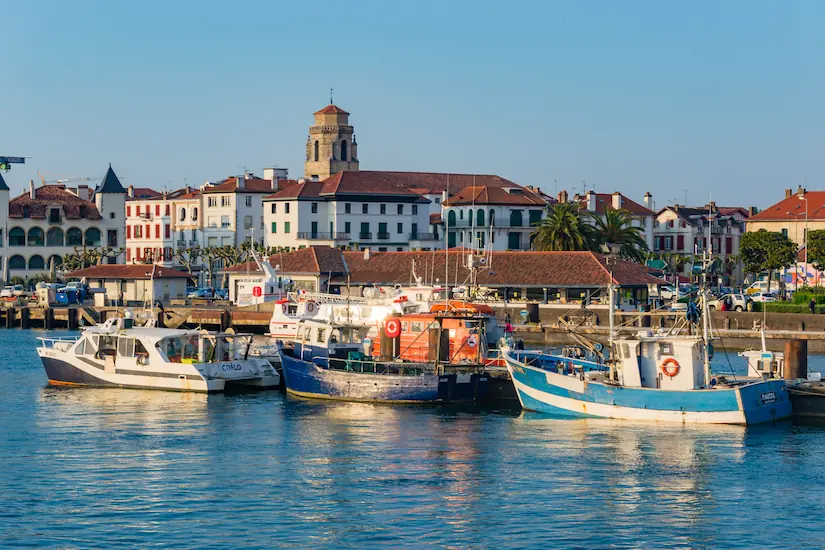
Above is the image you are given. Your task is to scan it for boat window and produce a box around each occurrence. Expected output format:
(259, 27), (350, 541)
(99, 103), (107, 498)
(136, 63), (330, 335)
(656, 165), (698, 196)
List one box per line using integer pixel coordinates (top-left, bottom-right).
(163, 335), (198, 363)
(341, 327), (363, 344)
(288, 305), (298, 315)
(658, 342), (674, 357)
(75, 339), (86, 356)
(303, 327), (311, 341)
(411, 322), (423, 333)
(117, 337), (135, 357)
(316, 328), (326, 343)
(98, 335), (117, 355)
(135, 340), (148, 357)
(621, 343), (630, 359)
(85, 336), (99, 356)
(330, 329), (340, 344)
(401, 321), (409, 332)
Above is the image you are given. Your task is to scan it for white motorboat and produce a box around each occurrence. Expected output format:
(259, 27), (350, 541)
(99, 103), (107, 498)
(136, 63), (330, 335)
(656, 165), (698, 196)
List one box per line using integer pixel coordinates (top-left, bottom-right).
(37, 317), (280, 392)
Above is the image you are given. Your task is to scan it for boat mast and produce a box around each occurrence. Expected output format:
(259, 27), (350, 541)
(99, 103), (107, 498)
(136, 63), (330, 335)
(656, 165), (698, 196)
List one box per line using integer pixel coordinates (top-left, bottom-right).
(603, 243), (620, 382)
(701, 202), (714, 386)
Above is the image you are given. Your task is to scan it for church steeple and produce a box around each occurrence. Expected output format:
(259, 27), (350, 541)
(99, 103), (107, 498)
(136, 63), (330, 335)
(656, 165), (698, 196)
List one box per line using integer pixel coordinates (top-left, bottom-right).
(304, 102), (359, 180)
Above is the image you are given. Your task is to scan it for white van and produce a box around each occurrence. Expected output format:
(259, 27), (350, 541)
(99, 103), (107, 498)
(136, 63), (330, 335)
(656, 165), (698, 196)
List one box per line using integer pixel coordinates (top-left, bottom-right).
(746, 280), (780, 295)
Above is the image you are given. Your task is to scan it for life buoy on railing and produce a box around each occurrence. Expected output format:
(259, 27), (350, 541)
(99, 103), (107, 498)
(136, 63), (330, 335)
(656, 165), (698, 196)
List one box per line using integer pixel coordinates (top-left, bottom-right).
(306, 301), (316, 314)
(385, 318), (401, 338)
(661, 358), (680, 377)
(467, 334), (479, 348)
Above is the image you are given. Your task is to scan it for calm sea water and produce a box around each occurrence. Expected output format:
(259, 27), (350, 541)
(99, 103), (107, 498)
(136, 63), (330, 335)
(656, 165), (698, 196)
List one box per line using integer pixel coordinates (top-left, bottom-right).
(3, 330), (825, 549)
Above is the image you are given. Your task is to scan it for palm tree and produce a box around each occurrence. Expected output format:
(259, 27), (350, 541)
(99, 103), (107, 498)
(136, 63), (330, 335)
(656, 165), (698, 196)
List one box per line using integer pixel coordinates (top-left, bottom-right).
(588, 209), (649, 263)
(532, 202), (597, 252)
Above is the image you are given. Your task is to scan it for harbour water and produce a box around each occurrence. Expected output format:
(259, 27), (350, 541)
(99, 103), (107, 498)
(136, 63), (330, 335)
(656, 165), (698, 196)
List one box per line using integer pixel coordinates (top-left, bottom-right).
(4, 330), (825, 548)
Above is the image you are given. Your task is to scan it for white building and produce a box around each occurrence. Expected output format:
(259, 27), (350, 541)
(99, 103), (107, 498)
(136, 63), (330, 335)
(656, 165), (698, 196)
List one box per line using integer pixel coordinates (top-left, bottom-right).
(202, 174), (279, 247)
(66, 263), (191, 303)
(573, 190), (656, 250)
(0, 166), (126, 282)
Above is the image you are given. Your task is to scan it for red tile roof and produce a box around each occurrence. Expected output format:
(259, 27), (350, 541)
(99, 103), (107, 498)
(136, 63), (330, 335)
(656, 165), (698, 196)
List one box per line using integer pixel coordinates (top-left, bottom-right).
(128, 187), (162, 200)
(430, 213), (442, 224)
(314, 104), (349, 115)
(202, 176), (275, 194)
(9, 185), (102, 220)
(443, 185), (548, 206)
(66, 264), (192, 280)
(339, 250), (663, 287)
(749, 192), (825, 221)
(224, 246), (348, 275)
(577, 193), (654, 216)
(265, 172), (428, 201)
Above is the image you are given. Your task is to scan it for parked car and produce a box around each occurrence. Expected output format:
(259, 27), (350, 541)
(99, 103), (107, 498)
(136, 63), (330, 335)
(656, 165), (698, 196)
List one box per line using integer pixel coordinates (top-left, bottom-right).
(746, 281), (780, 295)
(0, 285), (19, 298)
(64, 280), (88, 301)
(750, 292), (778, 303)
(707, 293), (750, 312)
(658, 285), (677, 301)
(188, 288), (215, 299)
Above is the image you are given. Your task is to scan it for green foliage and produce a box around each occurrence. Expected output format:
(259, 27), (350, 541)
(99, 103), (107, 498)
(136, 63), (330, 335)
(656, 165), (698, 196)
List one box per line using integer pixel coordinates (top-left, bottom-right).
(763, 302), (825, 314)
(791, 292), (825, 305)
(531, 202), (598, 252)
(589, 209), (649, 263)
(806, 230), (825, 271)
(740, 230), (797, 291)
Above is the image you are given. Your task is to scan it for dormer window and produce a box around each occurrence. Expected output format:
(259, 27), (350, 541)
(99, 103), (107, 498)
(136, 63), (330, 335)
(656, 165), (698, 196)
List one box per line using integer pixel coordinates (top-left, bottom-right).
(22, 206), (31, 218)
(49, 207), (61, 224)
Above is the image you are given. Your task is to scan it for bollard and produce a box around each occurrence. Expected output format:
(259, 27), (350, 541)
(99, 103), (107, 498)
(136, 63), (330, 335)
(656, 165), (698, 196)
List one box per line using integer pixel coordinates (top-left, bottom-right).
(784, 339), (808, 380)
(67, 308), (79, 331)
(220, 309), (231, 332)
(44, 308), (54, 330)
(6, 308), (15, 329)
(19, 308), (29, 329)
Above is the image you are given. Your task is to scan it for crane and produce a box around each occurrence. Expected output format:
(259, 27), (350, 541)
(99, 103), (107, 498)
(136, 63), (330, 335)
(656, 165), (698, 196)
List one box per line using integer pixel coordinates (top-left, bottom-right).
(37, 171), (93, 185)
(0, 157), (26, 172)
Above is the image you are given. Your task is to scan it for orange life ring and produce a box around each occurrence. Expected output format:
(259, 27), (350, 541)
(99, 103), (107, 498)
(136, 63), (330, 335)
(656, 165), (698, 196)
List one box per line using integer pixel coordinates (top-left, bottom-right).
(661, 358), (680, 377)
(385, 318), (401, 338)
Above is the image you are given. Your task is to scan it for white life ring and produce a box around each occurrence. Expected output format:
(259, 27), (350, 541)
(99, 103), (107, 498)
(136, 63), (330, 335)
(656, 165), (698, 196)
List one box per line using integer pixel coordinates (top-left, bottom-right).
(306, 301), (316, 313)
(467, 334), (479, 348)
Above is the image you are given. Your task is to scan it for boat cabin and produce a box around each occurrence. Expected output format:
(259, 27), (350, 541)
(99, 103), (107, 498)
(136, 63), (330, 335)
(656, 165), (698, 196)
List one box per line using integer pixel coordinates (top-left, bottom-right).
(293, 319), (372, 365)
(613, 332), (706, 390)
(372, 312), (488, 364)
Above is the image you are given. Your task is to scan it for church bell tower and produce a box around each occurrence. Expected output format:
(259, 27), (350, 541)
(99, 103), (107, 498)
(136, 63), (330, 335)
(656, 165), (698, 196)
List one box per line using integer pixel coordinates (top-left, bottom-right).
(304, 102), (359, 180)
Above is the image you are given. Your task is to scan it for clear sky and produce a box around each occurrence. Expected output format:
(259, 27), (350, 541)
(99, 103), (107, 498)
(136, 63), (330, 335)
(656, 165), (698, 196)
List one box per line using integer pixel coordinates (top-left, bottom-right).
(2, 0), (822, 209)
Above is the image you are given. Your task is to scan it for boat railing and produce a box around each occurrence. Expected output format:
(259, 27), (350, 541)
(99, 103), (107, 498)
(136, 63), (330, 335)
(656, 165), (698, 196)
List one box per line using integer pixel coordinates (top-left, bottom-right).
(37, 336), (80, 351)
(320, 356), (438, 376)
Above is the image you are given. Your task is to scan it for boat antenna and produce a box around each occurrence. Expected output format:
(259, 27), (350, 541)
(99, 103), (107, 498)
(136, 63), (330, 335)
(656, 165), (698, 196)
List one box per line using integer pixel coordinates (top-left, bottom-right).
(701, 199), (714, 386)
(445, 174), (450, 309)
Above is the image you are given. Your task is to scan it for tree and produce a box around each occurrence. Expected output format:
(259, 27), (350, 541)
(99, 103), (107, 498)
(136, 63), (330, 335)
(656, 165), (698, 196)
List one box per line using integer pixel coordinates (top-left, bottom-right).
(740, 230), (797, 291)
(532, 202), (597, 252)
(174, 245), (202, 274)
(806, 229), (825, 271)
(588, 209), (649, 263)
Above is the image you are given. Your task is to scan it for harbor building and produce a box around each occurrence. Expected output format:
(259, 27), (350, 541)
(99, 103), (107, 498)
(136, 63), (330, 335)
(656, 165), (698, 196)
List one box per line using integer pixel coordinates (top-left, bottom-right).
(572, 190), (656, 250)
(0, 166), (126, 281)
(747, 186), (821, 246)
(65, 263), (192, 302)
(653, 202), (749, 284)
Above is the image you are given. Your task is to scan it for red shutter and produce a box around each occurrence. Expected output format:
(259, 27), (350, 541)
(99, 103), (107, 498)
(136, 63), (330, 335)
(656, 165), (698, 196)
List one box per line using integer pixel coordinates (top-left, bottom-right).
(165, 205), (170, 216)
(126, 248), (131, 262)
(136, 205), (141, 216)
(677, 235), (684, 251)
(146, 225), (150, 240)
(126, 225), (131, 239)
(165, 224), (170, 239)
(126, 205), (131, 217)
(156, 205), (160, 216)
(155, 224), (160, 238)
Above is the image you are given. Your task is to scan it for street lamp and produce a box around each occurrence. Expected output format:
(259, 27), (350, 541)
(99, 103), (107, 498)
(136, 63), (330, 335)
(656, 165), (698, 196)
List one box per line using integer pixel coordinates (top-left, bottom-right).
(787, 210), (805, 288)
(798, 192), (809, 285)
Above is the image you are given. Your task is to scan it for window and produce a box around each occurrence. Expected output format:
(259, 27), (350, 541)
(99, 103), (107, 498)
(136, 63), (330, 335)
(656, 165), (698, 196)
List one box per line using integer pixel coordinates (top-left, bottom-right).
(677, 235), (684, 251)
(489, 209), (495, 226)
(207, 216), (218, 228)
(221, 196), (231, 207)
(447, 211), (457, 227)
(311, 202), (318, 214)
(459, 210), (464, 220)
(244, 216), (253, 229)
(180, 208), (186, 221)
(378, 223), (388, 238)
(155, 224), (161, 238)
(680, 220), (686, 228)
(411, 322), (423, 333)
(221, 236), (232, 246)
(379, 204), (386, 215)
(49, 208), (61, 223)
(285, 203), (290, 214)
(24, 227), (44, 246)
(192, 207), (198, 221)
(726, 237), (733, 254)
(341, 140), (347, 161)
(271, 222), (277, 233)
(245, 196), (252, 207)
(126, 206), (131, 217)
(345, 203), (351, 214)
(435, 197), (440, 204)
(344, 221), (351, 234)
(411, 223), (418, 237)
(164, 225), (170, 239)
(314, 140), (319, 162)
(165, 205), (170, 216)
(208, 237), (218, 247)
(477, 209), (485, 226)
(529, 210), (542, 226)
(271, 203), (276, 214)
(28, 255), (44, 270)
(108, 230), (118, 247)
(46, 228), (64, 247)
(208, 197), (217, 207)
(65, 227), (82, 247)
(412, 205), (418, 215)
(397, 204), (403, 215)
(8, 255), (25, 270)
(316, 328), (326, 343)
(221, 216), (230, 228)
(781, 228), (788, 237)
(110, 212), (116, 219)
(378, 247), (387, 252)
(362, 204), (368, 214)
(136, 205), (141, 216)
(360, 222), (370, 239)
(667, 220), (674, 228)
(510, 210), (523, 227)
(311, 222), (318, 237)
(284, 222), (291, 234)
(155, 205), (160, 216)
(118, 338), (135, 358)
(397, 247), (403, 252)
(397, 222), (403, 234)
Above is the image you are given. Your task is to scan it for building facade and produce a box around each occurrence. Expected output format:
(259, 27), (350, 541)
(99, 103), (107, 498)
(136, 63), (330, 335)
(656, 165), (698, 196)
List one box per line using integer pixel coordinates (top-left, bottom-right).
(747, 187), (821, 246)
(0, 166), (126, 282)
(574, 190), (656, 250)
(304, 104), (359, 181)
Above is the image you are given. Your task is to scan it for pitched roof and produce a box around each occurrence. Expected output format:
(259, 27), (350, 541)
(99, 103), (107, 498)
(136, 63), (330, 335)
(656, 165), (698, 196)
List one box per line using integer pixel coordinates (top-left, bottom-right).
(0, 172), (8, 192)
(66, 264), (192, 280)
(265, 172), (429, 201)
(129, 187), (162, 199)
(9, 185), (102, 220)
(749, 191), (825, 221)
(356, 171), (520, 194)
(578, 193), (654, 216)
(96, 165), (127, 194)
(338, 250), (663, 287)
(224, 246), (348, 274)
(443, 185), (547, 206)
(202, 176), (274, 194)
(314, 104), (349, 115)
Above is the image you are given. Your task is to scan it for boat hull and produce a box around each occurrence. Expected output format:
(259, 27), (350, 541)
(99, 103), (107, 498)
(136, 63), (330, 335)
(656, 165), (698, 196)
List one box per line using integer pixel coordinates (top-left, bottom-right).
(280, 352), (487, 404)
(505, 355), (792, 425)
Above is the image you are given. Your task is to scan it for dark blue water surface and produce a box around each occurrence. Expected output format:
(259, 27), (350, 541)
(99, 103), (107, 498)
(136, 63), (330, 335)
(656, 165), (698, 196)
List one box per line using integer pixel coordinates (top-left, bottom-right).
(3, 330), (825, 549)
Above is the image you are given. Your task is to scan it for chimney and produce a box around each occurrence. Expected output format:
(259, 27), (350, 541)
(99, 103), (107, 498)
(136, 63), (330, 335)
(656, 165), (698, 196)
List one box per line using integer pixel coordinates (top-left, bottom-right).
(557, 190), (568, 204)
(586, 190), (596, 212)
(785, 189), (793, 198)
(363, 248), (371, 260)
(128, 185), (134, 198)
(798, 185), (806, 197)
(643, 191), (653, 210)
(611, 191), (622, 210)
(78, 184), (90, 201)
(186, 185), (191, 194)
(442, 190), (449, 204)
(29, 180), (35, 200)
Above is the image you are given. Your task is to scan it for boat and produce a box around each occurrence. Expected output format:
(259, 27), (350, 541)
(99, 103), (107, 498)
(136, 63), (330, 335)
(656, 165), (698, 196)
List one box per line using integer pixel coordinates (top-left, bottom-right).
(503, 244), (793, 425)
(278, 316), (488, 403)
(37, 316), (280, 392)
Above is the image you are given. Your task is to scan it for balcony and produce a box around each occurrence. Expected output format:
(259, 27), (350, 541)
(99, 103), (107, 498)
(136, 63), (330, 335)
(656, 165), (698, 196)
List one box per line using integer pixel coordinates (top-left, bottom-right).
(297, 232), (350, 240)
(410, 232), (438, 240)
(377, 233), (390, 240)
(139, 212), (152, 220)
(359, 232), (372, 240)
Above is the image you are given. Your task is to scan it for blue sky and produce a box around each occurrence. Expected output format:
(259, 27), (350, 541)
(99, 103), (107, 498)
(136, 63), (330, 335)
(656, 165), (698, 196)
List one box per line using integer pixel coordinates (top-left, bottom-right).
(2, 0), (822, 208)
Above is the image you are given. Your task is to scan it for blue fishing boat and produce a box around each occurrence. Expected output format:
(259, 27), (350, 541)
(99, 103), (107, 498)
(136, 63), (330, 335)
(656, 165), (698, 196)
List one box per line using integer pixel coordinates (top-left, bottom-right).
(278, 319), (488, 403)
(503, 244), (792, 425)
